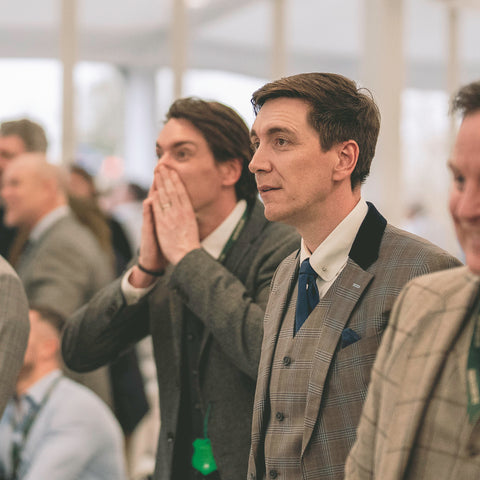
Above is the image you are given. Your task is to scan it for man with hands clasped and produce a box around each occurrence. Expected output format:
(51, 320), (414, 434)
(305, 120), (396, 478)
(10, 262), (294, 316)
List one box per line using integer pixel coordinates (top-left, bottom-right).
(62, 98), (299, 480)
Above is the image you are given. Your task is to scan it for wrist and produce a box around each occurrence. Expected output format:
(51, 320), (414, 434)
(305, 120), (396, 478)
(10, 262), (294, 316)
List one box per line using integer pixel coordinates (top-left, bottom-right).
(129, 266), (159, 288)
(137, 261), (164, 277)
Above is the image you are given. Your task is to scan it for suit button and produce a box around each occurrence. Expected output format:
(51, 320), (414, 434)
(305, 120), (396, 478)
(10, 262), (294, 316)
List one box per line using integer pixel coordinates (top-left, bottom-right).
(283, 356), (291, 366)
(269, 470), (278, 479)
(167, 432), (174, 443)
(275, 412), (284, 421)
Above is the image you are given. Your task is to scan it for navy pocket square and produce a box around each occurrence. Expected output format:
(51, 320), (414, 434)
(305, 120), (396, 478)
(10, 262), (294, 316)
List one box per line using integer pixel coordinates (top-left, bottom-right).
(341, 328), (361, 349)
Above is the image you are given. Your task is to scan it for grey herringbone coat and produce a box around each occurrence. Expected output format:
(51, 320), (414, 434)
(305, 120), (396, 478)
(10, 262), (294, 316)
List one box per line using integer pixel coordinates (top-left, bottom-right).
(62, 200), (299, 480)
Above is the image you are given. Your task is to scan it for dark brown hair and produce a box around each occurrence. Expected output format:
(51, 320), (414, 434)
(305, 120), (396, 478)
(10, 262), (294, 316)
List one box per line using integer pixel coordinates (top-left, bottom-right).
(251, 72), (381, 189)
(166, 97), (257, 204)
(0, 118), (48, 153)
(451, 80), (480, 119)
(30, 306), (66, 335)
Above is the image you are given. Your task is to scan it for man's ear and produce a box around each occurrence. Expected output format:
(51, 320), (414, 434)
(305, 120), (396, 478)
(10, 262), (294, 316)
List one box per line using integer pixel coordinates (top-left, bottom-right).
(219, 158), (243, 187)
(332, 140), (359, 182)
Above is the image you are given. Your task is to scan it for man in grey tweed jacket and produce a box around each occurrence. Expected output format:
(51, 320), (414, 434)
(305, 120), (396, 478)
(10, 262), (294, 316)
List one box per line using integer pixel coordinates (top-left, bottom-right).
(0, 255), (29, 417)
(62, 98), (299, 480)
(247, 72), (461, 480)
(345, 82), (480, 479)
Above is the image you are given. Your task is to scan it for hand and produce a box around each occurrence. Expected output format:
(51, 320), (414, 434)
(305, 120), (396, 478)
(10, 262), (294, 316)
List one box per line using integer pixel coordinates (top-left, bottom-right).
(129, 185), (168, 288)
(150, 165), (201, 265)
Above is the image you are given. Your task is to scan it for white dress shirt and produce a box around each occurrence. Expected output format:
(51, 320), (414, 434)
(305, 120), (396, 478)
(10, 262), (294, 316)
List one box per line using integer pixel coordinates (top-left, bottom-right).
(300, 199), (368, 298)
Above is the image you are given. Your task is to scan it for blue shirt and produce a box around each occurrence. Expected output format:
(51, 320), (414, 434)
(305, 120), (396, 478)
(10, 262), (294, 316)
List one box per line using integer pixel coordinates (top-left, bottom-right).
(0, 370), (127, 480)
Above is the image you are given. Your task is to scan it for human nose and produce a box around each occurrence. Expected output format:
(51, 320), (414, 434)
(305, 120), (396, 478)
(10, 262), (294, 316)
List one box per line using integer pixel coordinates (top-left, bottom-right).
(155, 152), (172, 170)
(249, 145), (271, 174)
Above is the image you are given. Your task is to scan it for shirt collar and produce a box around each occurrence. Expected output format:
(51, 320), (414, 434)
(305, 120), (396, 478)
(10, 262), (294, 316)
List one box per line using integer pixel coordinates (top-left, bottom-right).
(201, 200), (247, 260)
(30, 205), (70, 243)
(301, 199), (368, 281)
(24, 370), (62, 407)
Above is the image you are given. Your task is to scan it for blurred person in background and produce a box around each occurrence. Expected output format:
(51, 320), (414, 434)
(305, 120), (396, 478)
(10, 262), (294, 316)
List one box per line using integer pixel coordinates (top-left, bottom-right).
(1, 153), (114, 408)
(108, 182), (149, 253)
(0, 255), (29, 419)
(67, 164), (150, 465)
(68, 164), (133, 274)
(0, 307), (127, 480)
(62, 97), (300, 480)
(0, 118), (48, 259)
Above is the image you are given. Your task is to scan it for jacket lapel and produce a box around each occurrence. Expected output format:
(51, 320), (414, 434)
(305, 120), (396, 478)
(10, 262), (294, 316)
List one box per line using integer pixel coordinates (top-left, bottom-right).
(302, 202), (386, 453)
(262, 251), (299, 373)
(251, 251), (299, 459)
(302, 260), (374, 453)
(198, 200), (269, 359)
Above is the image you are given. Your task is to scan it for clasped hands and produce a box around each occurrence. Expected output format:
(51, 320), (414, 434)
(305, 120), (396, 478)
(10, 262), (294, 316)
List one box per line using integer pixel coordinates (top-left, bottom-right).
(131, 165), (200, 287)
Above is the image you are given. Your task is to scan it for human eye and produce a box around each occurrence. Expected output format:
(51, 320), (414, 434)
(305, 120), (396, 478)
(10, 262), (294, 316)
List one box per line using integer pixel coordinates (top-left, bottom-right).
(174, 148), (192, 161)
(453, 174), (465, 191)
(450, 166), (465, 191)
(274, 136), (290, 148)
(250, 139), (260, 153)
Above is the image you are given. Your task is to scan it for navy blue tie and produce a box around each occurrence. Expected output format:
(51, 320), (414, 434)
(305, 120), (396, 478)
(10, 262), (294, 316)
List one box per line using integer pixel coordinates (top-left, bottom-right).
(294, 258), (320, 334)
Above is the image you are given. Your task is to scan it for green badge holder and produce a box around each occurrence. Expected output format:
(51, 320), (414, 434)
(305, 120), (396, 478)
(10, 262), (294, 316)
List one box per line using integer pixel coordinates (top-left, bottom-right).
(192, 438), (217, 475)
(192, 404), (218, 475)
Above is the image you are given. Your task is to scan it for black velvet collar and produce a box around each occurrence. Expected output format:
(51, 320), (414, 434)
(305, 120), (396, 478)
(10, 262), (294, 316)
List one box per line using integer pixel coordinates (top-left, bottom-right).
(348, 202), (387, 270)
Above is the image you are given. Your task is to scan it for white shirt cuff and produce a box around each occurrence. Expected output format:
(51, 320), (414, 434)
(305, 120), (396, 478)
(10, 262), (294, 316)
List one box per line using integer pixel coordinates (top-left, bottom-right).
(121, 266), (158, 305)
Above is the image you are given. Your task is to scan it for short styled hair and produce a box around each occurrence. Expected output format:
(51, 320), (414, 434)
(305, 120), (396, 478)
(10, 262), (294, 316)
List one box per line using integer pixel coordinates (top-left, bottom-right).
(30, 306), (66, 335)
(251, 72), (381, 189)
(0, 118), (48, 153)
(165, 97), (257, 204)
(451, 80), (480, 119)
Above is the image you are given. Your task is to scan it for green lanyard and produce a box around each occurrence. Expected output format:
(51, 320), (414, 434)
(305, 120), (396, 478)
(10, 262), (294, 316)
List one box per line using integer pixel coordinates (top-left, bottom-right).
(467, 308), (480, 424)
(217, 208), (248, 264)
(190, 208), (248, 476)
(192, 404), (218, 475)
(10, 376), (62, 479)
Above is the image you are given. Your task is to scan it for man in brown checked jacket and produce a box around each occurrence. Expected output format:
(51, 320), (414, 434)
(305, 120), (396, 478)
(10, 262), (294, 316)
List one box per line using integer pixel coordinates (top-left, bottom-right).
(247, 72), (461, 480)
(345, 81), (480, 480)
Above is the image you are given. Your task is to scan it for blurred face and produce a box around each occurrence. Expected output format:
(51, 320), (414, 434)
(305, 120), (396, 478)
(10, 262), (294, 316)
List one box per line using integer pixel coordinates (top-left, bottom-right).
(20, 310), (58, 379)
(155, 118), (231, 217)
(1, 160), (47, 228)
(68, 171), (95, 199)
(0, 134), (26, 179)
(249, 97), (338, 228)
(449, 110), (480, 274)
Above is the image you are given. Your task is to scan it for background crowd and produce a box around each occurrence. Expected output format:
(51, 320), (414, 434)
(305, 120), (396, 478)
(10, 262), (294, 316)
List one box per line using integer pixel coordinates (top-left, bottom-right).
(0, 72), (479, 480)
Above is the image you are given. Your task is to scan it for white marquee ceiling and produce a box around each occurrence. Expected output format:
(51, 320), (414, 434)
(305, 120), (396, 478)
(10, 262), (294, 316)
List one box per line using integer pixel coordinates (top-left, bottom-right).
(1, 0), (480, 89)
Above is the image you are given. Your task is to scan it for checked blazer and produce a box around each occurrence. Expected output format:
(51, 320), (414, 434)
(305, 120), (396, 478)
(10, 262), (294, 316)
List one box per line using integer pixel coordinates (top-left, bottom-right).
(247, 203), (461, 480)
(0, 255), (29, 417)
(345, 266), (480, 480)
